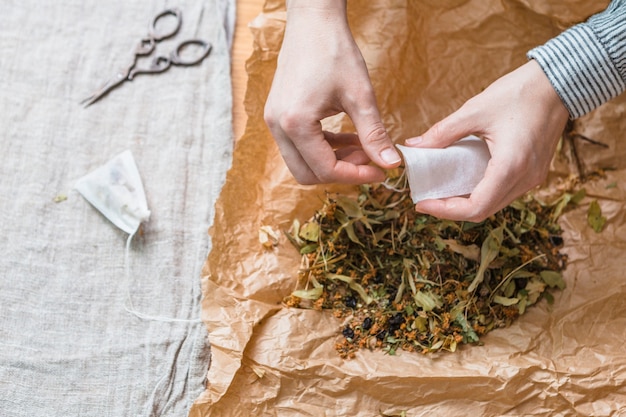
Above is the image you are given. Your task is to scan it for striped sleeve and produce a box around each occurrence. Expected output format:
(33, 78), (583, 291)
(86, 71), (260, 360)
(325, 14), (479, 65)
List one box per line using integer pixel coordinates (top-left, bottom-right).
(527, 0), (626, 119)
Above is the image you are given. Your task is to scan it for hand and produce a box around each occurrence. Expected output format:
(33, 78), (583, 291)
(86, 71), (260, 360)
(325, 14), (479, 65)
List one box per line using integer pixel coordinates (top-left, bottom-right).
(404, 60), (570, 222)
(264, 0), (401, 185)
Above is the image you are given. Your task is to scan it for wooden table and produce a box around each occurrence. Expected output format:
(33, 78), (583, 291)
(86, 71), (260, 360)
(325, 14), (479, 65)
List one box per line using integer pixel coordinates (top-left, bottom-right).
(232, 0), (264, 141)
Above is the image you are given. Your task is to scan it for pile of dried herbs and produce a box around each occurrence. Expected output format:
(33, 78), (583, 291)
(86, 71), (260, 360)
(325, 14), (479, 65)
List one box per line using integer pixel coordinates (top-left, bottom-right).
(285, 176), (583, 358)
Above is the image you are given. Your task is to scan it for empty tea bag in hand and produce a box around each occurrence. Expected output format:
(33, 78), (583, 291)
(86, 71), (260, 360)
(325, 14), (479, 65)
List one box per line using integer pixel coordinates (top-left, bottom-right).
(396, 136), (491, 203)
(75, 150), (150, 235)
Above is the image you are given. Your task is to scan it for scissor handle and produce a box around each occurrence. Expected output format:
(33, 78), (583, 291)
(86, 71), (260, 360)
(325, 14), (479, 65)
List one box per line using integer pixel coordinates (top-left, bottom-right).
(149, 8), (182, 41)
(128, 56), (171, 79)
(170, 39), (212, 66)
(127, 39), (211, 80)
(133, 37), (156, 56)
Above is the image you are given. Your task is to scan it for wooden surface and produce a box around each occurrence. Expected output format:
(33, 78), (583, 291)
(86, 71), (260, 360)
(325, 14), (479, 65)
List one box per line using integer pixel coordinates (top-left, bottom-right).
(232, 0), (264, 141)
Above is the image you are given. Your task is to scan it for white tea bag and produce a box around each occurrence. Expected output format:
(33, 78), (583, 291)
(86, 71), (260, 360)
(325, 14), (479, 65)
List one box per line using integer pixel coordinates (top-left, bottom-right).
(75, 150), (150, 234)
(75, 151), (199, 324)
(396, 136), (491, 203)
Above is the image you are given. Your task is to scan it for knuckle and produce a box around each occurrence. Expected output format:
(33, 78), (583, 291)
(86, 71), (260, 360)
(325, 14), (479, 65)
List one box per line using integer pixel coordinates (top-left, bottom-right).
(277, 109), (305, 135)
(344, 86), (375, 107)
(263, 103), (278, 129)
(264, 113), (277, 131)
(263, 103), (304, 135)
(363, 122), (389, 145)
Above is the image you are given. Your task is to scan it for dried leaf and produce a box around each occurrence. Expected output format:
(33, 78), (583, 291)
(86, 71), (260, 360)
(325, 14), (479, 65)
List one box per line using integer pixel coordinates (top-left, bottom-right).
(453, 311), (479, 343)
(551, 188), (586, 220)
(430, 339), (444, 351)
(540, 270), (565, 289)
(525, 278), (547, 304)
(250, 365), (266, 379)
(336, 195), (363, 218)
(587, 199), (607, 233)
(286, 219), (304, 246)
(443, 239), (480, 261)
(449, 338), (457, 352)
(299, 244), (318, 254)
(468, 225), (504, 292)
(413, 290), (442, 312)
(259, 225), (280, 248)
(342, 222), (363, 246)
(493, 295), (519, 306)
(292, 287), (324, 300)
(299, 221), (320, 242)
(53, 194), (67, 203)
(327, 273), (374, 305)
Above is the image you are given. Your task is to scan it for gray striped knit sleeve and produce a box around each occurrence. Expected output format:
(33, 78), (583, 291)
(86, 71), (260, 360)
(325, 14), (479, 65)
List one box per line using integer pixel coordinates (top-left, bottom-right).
(527, 0), (626, 119)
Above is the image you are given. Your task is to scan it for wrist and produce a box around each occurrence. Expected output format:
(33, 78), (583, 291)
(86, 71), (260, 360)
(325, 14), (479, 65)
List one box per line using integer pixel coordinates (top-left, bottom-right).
(286, 0), (347, 12)
(526, 60), (569, 121)
(284, 0), (350, 40)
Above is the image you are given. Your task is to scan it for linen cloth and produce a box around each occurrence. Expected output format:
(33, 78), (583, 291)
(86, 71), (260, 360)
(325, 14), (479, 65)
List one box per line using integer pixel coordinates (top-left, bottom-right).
(0, 1), (234, 416)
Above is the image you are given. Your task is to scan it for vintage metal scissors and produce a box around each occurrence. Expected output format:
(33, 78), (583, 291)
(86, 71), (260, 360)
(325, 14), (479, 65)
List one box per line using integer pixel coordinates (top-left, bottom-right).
(81, 8), (212, 107)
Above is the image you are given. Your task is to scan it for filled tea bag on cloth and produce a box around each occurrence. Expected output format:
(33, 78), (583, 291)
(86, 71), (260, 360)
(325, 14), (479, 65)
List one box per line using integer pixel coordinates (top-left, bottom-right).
(75, 150), (199, 324)
(396, 136), (491, 203)
(75, 150), (150, 235)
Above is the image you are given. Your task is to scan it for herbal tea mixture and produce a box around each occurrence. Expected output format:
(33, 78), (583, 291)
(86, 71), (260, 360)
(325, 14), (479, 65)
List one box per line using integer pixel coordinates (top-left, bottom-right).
(285, 176), (583, 358)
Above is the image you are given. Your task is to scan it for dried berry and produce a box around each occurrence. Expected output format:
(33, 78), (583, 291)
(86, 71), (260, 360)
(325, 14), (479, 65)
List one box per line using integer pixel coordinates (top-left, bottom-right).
(515, 277), (528, 290)
(549, 235), (564, 246)
(388, 312), (404, 331)
(362, 317), (373, 331)
(372, 274), (385, 284)
(342, 326), (355, 340)
(344, 295), (357, 309)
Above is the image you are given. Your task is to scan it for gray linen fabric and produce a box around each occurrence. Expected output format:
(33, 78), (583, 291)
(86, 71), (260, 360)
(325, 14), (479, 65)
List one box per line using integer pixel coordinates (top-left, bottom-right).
(0, 1), (234, 416)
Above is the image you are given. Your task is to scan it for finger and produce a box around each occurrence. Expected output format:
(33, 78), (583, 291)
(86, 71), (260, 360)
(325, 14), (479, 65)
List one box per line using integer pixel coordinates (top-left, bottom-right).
(299, 130), (381, 180)
(405, 102), (481, 149)
(278, 117), (384, 184)
(271, 128), (321, 184)
(269, 110), (386, 184)
(295, 133), (386, 183)
(342, 91), (401, 169)
(335, 146), (371, 165)
(414, 161), (523, 222)
(324, 131), (361, 148)
(265, 99), (323, 184)
(327, 132), (373, 164)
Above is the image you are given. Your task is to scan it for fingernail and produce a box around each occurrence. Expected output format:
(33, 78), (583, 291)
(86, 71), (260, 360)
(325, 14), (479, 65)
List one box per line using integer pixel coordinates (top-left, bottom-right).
(405, 136), (423, 145)
(380, 148), (401, 165)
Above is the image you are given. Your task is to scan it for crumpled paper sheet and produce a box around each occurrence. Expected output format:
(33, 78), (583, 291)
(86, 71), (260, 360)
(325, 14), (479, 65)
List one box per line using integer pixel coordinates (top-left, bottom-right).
(192, 0), (626, 415)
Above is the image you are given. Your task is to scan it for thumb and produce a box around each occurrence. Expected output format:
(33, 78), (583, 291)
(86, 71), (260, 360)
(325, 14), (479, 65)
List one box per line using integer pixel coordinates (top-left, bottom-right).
(406, 105), (478, 149)
(346, 102), (401, 169)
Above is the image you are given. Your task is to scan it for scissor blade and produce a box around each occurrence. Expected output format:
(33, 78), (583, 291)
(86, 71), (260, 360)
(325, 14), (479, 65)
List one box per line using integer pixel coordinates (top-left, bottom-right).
(80, 73), (128, 107)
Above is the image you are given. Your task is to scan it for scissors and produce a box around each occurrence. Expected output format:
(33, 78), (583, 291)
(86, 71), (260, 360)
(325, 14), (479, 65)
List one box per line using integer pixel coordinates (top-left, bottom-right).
(81, 8), (212, 107)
